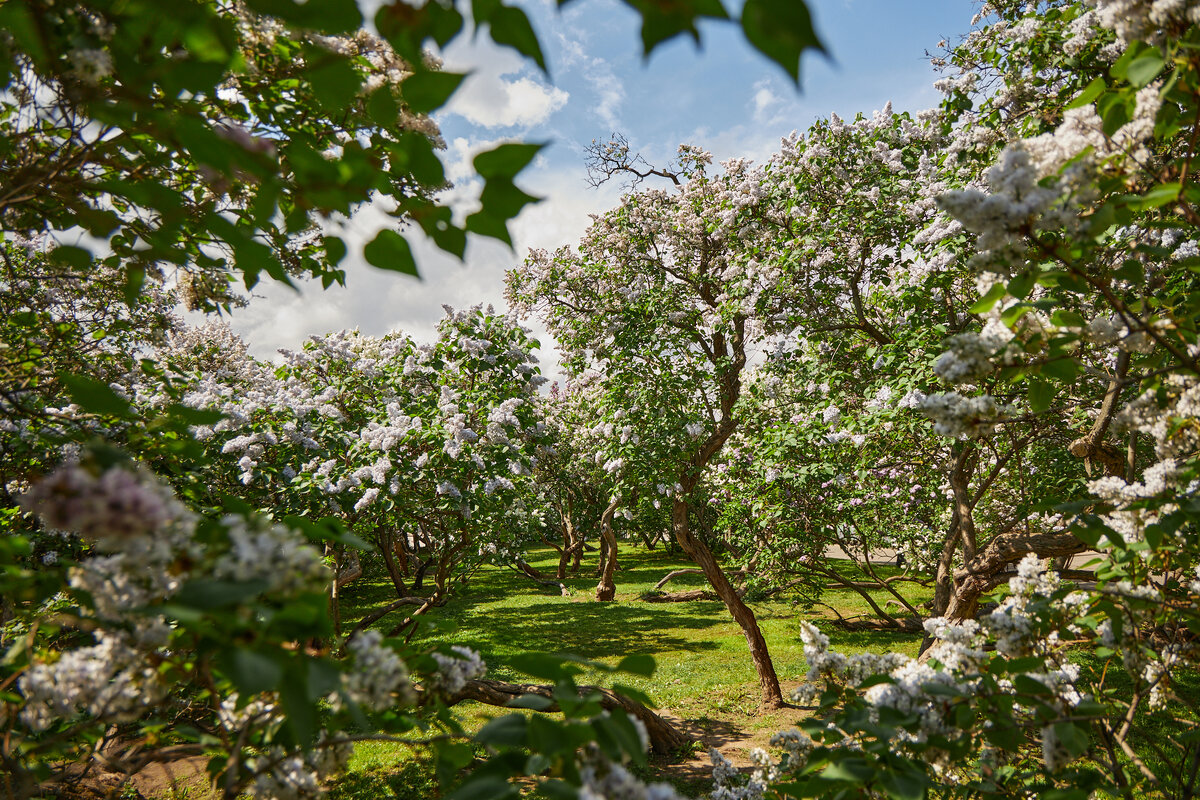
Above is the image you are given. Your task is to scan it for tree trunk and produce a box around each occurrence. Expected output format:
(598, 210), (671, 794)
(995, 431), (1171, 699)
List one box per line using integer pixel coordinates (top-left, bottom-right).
(595, 497), (621, 601)
(643, 588), (720, 602)
(377, 528), (408, 597)
(671, 498), (784, 708)
(931, 445), (977, 619)
(944, 529), (1088, 621)
(653, 568), (705, 590)
(557, 505), (574, 580)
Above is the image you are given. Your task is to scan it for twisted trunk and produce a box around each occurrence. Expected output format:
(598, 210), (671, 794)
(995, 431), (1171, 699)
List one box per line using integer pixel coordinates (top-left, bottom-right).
(945, 529), (1088, 621)
(595, 497), (621, 601)
(672, 498), (784, 708)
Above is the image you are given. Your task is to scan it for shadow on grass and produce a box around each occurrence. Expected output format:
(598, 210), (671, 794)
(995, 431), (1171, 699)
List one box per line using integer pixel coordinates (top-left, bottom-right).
(821, 626), (924, 653)
(327, 760), (438, 800)
(437, 600), (724, 667)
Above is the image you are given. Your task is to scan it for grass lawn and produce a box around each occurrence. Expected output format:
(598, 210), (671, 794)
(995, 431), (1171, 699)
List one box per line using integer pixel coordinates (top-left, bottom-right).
(335, 542), (930, 797)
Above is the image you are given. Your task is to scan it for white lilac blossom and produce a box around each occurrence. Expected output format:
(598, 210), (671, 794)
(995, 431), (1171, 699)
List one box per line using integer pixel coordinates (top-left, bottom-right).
(213, 516), (329, 596)
(248, 736), (353, 800)
(337, 631), (413, 711)
(710, 748), (765, 800)
(21, 464), (188, 549)
(19, 630), (168, 731)
(431, 646), (487, 694)
(919, 392), (1014, 438)
(786, 558), (1100, 776)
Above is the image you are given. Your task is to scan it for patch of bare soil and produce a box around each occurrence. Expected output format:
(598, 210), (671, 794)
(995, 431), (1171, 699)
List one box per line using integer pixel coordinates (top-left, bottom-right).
(649, 683), (814, 797)
(127, 756), (215, 800)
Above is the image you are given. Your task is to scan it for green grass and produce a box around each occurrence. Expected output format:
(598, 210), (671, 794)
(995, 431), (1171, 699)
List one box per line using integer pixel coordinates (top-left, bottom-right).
(334, 542), (930, 795)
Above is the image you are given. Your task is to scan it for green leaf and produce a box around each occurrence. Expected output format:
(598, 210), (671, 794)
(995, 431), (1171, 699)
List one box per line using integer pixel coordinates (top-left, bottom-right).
(1028, 380), (1056, 414)
(1000, 303), (1031, 327)
(510, 652), (575, 681)
(474, 143), (545, 179)
(616, 653), (656, 677)
(878, 766), (929, 800)
(376, 1), (463, 66)
(1053, 721), (1091, 757)
(505, 694), (556, 710)
(1125, 51), (1165, 88)
(740, 0), (826, 84)
(631, 0), (728, 54)
(487, 5), (547, 72)
(323, 235), (348, 265)
(475, 714), (528, 747)
(166, 404), (225, 425)
(307, 55), (361, 112)
(219, 648), (284, 695)
(363, 230), (418, 277)
(1099, 92), (1132, 136)
(58, 373), (132, 417)
(1065, 76), (1106, 110)
(245, 0), (361, 33)
(822, 756), (875, 783)
(366, 87), (400, 125)
(280, 666), (319, 745)
(467, 178), (540, 245)
(1131, 181), (1181, 210)
(401, 69), (467, 114)
(969, 282), (1007, 313)
(174, 579), (269, 610)
(611, 683), (657, 708)
(48, 245), (94, 269)
(1007, 271), (1036, 300)
(1050, 309), (1085, 328)
(1040, 357), (1078, 383)
(388, 133), (446, 187)
(447, 777), (517, 800)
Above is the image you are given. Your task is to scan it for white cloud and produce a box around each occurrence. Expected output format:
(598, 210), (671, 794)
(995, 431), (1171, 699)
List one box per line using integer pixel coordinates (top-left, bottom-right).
(441, 39), (568, 130)
(448, 74), (568, 129)
(751, 78), (781, 122)
(228, 160), (623, 386)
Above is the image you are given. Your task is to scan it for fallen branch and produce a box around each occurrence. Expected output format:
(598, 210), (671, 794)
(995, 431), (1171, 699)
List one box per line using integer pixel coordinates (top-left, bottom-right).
(827, 615), (924, 633)
(652, 568), (705, 591)
(448, 678), (693, 754)
(348, 595), (444, 638)
(511, 559), (570, 596)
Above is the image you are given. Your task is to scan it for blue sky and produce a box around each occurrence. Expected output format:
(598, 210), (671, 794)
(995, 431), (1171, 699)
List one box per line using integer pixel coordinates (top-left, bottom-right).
(232, 0), (975, 374)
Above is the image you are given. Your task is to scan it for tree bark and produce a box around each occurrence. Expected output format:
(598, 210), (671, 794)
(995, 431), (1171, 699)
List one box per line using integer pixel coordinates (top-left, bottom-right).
(595, 497), (621, 601)
(671, 498), (784, 708)
(653, 568), (705, 590)
(944, 529), (1088, 621)
(377, 528), (408, 597)
(931, 445), (977, 618)
(643, 588), (720, 602)
(447, 678), (693, 754)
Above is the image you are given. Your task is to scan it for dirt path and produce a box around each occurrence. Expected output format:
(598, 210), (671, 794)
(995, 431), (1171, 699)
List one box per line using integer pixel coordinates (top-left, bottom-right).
(649, 682), (813, 795)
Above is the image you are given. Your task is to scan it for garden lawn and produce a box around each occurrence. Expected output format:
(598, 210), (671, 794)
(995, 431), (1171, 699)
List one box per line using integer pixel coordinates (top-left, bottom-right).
(335, 543), (931, 796)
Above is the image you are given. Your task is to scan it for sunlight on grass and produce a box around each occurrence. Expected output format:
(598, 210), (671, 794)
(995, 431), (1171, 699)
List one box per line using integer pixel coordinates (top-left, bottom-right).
(336, 543), (929, 794)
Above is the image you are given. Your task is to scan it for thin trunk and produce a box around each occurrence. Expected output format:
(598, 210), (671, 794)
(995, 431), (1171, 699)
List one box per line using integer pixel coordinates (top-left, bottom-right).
(653, 568), (705, 590)
(672, 498), (783, 708)
(931, 445), (977, 618)
(595, 497), (621, 601)
(557, 504), (574, 580)
(412, 557), (433, 591)
(394, 530), (411, 576)
(377, 528), (408, 598)
(328, 544), (343, 638)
